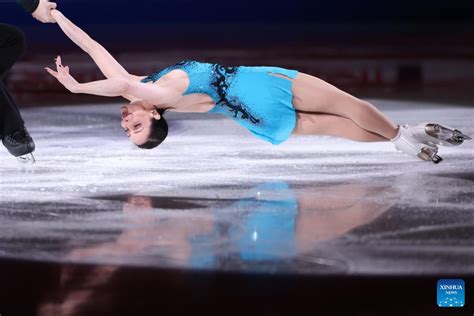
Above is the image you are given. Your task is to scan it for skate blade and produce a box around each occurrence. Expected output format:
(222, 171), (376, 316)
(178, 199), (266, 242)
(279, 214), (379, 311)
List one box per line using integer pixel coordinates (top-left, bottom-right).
(425, 124), (472, 145)
(431, 154), (443, 164)
(455, 130), (472, 140)
(16, 153), (36, 164)
(418, 147), (442, 164)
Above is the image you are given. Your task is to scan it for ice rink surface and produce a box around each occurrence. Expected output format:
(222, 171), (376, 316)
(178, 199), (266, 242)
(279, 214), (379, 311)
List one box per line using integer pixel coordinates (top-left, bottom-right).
(0, 100), (473, 275)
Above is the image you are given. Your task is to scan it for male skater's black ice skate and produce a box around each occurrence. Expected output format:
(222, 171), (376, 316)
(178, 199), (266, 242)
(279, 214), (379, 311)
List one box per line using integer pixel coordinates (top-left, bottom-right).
(2, 125), (36, 163)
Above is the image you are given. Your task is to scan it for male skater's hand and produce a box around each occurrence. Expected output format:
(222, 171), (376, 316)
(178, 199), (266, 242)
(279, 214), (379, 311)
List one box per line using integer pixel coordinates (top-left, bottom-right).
(32, 0), (57, 23)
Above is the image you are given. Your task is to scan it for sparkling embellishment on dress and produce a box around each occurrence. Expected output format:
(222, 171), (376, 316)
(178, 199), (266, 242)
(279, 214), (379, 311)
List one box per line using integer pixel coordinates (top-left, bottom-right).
(141, 60), (261, 125)
(211, 64), (260, 124)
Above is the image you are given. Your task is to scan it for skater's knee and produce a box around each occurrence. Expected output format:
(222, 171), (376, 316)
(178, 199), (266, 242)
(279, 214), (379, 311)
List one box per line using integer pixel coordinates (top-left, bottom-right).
(345, 99), (375, 122)
(331, 94), (370, 119)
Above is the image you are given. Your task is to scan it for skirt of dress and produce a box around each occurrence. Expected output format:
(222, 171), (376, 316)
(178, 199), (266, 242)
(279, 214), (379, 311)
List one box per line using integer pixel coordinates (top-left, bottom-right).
(209, 66), (298, 145)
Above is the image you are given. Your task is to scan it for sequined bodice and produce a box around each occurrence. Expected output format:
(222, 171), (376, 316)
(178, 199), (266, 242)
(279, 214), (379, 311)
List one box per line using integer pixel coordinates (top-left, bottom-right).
(141, 60), (260, 124)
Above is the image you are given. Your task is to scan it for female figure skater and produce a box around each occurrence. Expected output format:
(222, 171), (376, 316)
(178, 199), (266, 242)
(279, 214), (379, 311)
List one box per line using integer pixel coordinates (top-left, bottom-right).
(46, 10), (470, 163)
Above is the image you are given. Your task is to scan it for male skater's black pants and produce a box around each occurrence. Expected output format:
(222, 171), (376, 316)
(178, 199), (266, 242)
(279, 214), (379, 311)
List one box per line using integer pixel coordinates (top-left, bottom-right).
(0, 23), (27, 140)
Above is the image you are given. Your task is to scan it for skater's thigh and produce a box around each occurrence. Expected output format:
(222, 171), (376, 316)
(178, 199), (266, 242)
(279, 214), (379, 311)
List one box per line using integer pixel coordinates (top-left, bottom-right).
(293, 111), (387, 141)
(293, 112), (345, 136)
(292, 73), (367, 119)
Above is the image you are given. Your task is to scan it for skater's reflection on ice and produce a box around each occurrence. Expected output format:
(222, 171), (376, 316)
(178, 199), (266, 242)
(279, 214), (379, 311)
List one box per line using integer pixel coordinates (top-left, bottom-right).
(65, 181), (400, 266)
(36, 181), (400, 316)
(35, 182), (399, 316)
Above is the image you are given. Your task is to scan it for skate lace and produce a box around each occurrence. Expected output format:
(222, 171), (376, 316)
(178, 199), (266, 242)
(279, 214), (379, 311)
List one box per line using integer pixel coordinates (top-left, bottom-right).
(6, 126), (29, 145)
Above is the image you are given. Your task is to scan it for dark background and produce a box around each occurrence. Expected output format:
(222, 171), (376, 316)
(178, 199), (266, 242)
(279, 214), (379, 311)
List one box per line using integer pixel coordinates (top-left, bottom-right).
(2, 0), (473, 47)
(1, 0), (473, 105)
(3, 0), (473, 25)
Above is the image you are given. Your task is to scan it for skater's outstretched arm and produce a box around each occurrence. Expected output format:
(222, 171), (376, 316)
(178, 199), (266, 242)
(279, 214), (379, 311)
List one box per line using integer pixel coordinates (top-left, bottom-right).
(50, 9), (131, 80)
(46, 56), (178, 103)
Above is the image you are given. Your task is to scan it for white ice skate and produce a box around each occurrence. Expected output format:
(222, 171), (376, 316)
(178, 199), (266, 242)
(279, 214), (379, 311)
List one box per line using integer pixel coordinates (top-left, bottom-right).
(391, 125), (443, 164)
(406, 123), (471, 147)
(16, 153), (36, 164)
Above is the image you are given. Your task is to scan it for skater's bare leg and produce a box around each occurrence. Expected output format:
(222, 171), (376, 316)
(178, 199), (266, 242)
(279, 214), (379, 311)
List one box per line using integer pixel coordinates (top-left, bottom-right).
(293, 112), (388, 142)
(292, 73), (399, 139)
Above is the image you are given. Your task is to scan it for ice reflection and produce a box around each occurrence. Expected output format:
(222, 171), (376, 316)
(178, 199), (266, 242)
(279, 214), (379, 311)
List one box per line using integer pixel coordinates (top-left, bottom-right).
(36, 181), (400, 315)
(65, 182), (399, 268)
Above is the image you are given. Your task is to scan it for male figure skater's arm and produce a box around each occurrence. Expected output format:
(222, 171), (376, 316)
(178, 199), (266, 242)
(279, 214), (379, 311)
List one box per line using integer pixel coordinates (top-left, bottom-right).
(50, 9), (132, 81)
(17, 0), (57, 23)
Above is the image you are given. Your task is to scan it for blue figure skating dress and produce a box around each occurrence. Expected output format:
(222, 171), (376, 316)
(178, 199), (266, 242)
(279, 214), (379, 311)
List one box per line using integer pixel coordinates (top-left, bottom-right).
(187, 182), (298, 268)
(141, 60), (298, 145)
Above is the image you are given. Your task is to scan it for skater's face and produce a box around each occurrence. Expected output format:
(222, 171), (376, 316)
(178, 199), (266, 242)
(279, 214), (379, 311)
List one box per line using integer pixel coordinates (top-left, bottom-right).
(120, 102), (161, 146)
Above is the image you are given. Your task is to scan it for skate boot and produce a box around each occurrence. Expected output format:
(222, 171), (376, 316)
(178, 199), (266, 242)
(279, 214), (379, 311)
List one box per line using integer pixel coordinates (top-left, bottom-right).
(391, 125), (443, 164)
(2, 125), (36, 164)
(406, 122), (471, 147)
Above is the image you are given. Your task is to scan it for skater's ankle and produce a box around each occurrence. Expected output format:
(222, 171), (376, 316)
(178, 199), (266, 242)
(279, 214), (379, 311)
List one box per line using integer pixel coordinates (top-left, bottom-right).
(390, 125), (402, 142)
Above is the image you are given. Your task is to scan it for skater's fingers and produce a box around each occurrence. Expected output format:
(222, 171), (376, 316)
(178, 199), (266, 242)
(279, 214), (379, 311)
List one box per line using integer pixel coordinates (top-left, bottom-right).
(57, 63), (67, 73)
(45, 67), (59, 79)
(55, 55), (63, 68)
(58, 65), (70, 77)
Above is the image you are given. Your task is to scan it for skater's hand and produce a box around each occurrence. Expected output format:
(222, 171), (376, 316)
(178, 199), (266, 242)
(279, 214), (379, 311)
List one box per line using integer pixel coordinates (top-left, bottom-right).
(32, 0), (57, 23)
(45, 56), (80, 93)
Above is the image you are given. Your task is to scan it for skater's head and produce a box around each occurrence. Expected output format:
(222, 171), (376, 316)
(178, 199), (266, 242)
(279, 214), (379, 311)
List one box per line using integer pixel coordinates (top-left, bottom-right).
(120, 100), (168, 149)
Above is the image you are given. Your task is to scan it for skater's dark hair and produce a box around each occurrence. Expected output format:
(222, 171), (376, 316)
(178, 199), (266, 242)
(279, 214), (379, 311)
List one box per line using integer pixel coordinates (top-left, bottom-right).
(137, 108), (168, 149)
